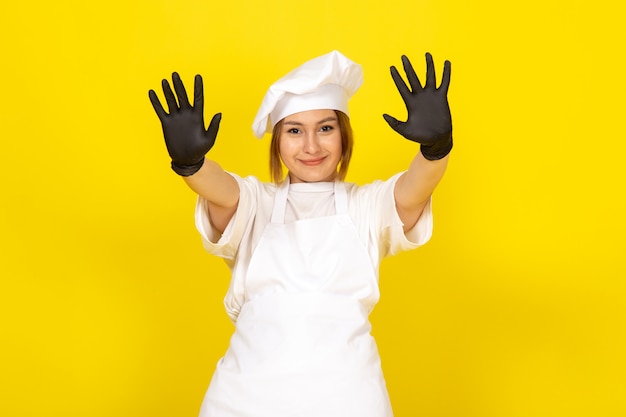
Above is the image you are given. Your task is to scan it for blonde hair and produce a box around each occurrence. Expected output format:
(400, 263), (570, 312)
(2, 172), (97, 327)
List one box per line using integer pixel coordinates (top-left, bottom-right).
(269, 110), (354, 184)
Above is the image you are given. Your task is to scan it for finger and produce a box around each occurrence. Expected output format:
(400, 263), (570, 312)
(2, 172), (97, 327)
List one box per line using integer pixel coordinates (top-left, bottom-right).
(401, 55), (422, 91)
(162, 78), (179, 113)
(148, 89), (168, 120)
(193, 74), (204, 113)
(206, 112), (222, 138)
(439, 60), (452, 94)
(172, 72), (191, 109)
(383, 113), (402, 131)
(390, 65), (411, 100)
(425, 52), (436, 89)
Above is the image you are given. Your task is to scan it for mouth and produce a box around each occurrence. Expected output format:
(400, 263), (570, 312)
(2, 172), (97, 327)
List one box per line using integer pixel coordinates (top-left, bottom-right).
(299, 157), (326, 166)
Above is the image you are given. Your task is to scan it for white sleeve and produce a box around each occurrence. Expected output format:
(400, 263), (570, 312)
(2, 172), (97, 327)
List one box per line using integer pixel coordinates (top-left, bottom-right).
(194, 173), (257, 262)
(370, 172), (434, 258)
(403, 197), (433, 247)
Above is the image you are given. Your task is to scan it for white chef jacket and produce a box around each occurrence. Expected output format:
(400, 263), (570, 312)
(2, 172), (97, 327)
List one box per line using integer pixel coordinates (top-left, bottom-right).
(195, 172), (433, 323)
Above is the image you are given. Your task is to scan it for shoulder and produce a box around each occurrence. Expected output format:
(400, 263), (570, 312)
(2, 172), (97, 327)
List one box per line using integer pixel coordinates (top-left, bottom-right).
(343, 173), (408, 234)
(227, 173), (277, 201)
(344, 172), (405, 202)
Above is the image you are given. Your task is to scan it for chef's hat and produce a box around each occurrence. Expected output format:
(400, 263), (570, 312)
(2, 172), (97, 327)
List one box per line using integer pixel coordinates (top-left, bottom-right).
(252, 50), (363, 138)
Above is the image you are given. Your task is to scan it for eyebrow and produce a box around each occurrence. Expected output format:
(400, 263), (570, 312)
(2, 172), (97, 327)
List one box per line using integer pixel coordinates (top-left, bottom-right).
(283, 116), (338, 126)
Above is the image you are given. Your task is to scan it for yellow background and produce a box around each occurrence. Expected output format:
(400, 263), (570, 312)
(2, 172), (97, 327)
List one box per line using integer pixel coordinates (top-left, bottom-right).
(1, 0), (624, 416)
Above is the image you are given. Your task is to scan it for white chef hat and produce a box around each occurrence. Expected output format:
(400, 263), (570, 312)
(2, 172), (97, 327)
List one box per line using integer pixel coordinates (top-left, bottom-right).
(252, 50), (363, 138)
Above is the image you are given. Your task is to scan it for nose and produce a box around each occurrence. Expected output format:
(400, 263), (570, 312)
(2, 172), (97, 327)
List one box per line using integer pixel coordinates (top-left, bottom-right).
(303, 132), (321, 153)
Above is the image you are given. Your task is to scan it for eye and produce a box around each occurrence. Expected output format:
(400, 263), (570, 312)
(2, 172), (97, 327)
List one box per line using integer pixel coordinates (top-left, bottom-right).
(287, 128), (301, 134)
(320, 125), (334, 132)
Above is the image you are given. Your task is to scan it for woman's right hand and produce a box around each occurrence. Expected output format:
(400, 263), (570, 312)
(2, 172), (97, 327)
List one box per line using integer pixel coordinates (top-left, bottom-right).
(149, 73), (222, 176)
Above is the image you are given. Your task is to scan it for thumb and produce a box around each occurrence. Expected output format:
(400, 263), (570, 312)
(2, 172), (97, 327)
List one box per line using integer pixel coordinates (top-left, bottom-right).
(206, 112), (222, 138)
(383, 114), (403, 134)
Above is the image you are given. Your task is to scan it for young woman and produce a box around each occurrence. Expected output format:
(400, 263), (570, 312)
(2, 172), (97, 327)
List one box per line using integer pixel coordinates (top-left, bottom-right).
(149, 50), (452, 417)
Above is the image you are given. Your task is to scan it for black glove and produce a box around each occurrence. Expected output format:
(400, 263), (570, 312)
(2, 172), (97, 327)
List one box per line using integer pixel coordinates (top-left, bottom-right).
(149, 72), (222, 176)
(383, 53), (452, 160)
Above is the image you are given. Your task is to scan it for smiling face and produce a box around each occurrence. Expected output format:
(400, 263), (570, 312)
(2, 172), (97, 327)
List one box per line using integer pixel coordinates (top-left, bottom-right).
(277, 109), (343, 184)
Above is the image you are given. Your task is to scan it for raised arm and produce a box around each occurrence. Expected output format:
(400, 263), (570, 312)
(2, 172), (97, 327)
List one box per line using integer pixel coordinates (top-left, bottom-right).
(383, 53), (453, 232)
(149, 72), (239, 232)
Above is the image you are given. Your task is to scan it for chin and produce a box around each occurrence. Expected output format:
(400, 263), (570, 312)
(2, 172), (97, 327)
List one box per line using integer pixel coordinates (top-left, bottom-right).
(290, 171), (336, 183)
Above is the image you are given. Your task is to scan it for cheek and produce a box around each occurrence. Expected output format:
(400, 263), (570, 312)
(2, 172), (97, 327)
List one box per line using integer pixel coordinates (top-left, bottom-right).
(278, 138), (300, 167)
(278, 138), (292, 159)
(328, 135), (343, 157)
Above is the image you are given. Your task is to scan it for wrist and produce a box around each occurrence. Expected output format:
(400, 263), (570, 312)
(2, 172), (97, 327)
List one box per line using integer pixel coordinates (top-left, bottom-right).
(420, 136), (453, 160)
(171, 158), (205, 176)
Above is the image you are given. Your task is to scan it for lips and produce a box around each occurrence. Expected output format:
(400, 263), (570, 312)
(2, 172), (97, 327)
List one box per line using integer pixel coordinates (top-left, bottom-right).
(299, 157), (326, 166)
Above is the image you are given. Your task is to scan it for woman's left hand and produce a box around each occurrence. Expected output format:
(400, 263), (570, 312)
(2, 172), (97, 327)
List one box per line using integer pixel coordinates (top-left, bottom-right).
(383, 53), (453, 160)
